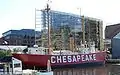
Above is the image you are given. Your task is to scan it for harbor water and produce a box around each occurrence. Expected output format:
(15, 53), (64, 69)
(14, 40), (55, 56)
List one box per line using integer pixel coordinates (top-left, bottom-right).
(1, 64), (120, 75)
(53, 64), (120, 75)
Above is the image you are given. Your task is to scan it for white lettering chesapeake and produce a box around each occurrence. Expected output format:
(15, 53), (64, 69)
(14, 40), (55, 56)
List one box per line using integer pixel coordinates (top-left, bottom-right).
(77, 55), (81, 62)
(81, 55), (85, 61)
(68, 56), (72, 62)
(85, 55), (89, 61)
(89, 55), (93, 60)
(63, 56), (67, 63)
(51, 56), (56, 63)
(57, 56), (62, 63)
(93, 54), (96, 60)
(73, 55), (77, 62)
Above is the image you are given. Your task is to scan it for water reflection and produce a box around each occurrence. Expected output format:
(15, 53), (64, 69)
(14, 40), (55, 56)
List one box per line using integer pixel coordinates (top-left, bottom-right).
(53, 64), (120, 75)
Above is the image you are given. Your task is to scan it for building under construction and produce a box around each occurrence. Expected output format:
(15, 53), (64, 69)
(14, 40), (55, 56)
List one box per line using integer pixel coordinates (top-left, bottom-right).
(35, 9), (104, 51)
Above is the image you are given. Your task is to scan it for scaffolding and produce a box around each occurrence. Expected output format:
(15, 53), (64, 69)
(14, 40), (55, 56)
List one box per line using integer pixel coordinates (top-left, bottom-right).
(35, 8), (44, 47)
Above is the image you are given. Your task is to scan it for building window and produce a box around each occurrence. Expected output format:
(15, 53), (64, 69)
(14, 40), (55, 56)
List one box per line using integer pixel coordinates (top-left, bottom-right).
(14, 63), (21, 68)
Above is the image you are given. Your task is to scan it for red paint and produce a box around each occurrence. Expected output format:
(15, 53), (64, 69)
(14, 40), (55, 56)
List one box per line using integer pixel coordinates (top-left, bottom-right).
(13, 51), (106, 67)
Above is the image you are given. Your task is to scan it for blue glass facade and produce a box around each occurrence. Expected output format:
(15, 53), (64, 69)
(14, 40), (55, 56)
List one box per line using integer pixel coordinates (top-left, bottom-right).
(2, 29), (41, 47)
(3, 29), (36, 37)
(40, 10), (104, 50)
(41, 10), (82, 32)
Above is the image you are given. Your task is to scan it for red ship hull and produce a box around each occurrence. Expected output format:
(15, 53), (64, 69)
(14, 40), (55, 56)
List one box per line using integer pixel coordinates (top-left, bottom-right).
(13, 51), (106, 68)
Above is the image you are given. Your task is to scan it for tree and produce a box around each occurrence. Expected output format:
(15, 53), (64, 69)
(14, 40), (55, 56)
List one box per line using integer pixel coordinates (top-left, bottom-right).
(0, 50), (12, 57)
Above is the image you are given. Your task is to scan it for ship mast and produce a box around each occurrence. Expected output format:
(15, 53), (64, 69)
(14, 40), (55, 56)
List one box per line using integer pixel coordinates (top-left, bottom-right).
(77, 8), (85, 46)
(45, 1), (51, 54)
(82, 16), (85, 45)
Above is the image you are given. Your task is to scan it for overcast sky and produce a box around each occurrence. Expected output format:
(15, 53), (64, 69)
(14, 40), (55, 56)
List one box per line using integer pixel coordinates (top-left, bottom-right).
(0, 0), (120, 37)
